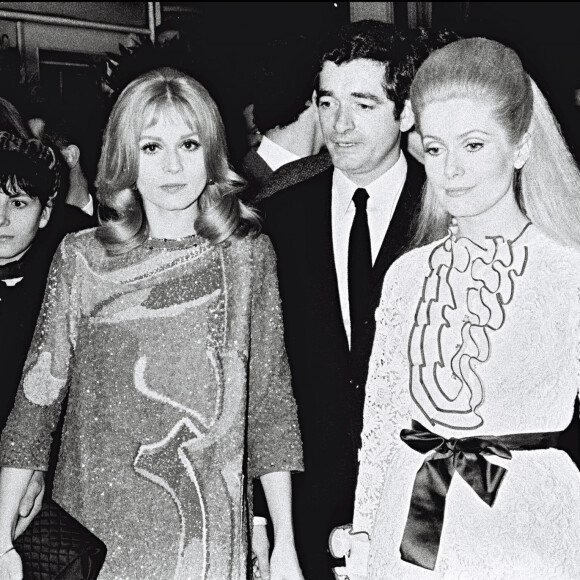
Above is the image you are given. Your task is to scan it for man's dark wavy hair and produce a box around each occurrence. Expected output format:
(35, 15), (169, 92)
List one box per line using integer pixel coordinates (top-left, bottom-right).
(319, 21), (460, 120)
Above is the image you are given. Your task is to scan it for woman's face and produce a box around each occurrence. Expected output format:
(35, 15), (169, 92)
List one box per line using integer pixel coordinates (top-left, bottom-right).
(419, 97), (527, 220)
(136, 109), (207, 226)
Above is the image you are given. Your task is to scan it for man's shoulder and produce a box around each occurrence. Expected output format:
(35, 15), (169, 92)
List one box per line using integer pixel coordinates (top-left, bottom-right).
(258, 150), (333, 202)
(261, 163), (333, 211)
(242, 148), (272, 184)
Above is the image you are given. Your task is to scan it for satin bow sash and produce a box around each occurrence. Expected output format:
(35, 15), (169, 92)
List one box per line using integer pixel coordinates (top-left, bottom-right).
(399, 420), (560, 570)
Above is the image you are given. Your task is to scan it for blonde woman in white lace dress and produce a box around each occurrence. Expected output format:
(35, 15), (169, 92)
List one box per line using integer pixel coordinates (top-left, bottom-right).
(338, 38), (580, 580)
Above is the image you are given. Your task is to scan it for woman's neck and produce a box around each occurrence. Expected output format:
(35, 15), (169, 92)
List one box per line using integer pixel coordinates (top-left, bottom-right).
(454, 195), (529, 244)
(144, 206), (198, 240)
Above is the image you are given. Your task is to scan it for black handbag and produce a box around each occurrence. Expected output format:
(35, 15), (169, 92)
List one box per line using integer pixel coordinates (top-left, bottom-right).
(13, 499), (106, 579)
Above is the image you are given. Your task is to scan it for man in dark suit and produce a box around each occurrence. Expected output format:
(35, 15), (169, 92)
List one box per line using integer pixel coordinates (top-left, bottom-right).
(260, 21), (439, 579)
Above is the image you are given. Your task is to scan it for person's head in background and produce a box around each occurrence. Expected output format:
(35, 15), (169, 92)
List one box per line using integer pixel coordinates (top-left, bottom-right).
(0, 97), (32, 139)
(316, 22), (460, 187)
(410, 37), (580, 248)
(251, 34), (324, 158)
(0, 131), (60, 265)
(242, 103), (262, 151)
(96, 66), (259, 255)
(39, 103), (103, 213)
(0, 96), (73, 224)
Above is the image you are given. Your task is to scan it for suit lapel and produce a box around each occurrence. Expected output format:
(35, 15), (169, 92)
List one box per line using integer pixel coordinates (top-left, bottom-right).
(306, 169), (350, 351)
(371, 155), (425, 288)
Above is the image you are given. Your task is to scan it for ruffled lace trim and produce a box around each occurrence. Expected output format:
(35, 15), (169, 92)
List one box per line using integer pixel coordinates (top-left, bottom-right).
(408, 224), (530, 430)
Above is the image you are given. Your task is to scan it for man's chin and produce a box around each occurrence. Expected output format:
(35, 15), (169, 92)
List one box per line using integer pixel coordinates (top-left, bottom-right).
(328, 151), (362, 172)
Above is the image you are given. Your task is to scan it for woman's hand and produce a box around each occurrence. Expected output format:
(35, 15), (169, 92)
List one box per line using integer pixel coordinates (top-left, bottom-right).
(269, 539), (303, 580)
(15, 470), (44, 538)
(0, 547), (23, 580)
(258, 471), (303, 580)
(252, 521), (270, 579)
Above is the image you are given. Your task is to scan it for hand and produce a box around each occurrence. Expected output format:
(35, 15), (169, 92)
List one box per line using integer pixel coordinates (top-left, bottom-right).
(252, 522), (270, 579)
(269, 539), (303, 580)
(0, 547), (23, 580)
(14, 470), (44, 539)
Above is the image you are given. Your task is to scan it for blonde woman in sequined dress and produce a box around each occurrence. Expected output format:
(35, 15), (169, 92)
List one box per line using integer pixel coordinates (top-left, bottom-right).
(333, 38), (580, 580)
(0, 68), (304, 580)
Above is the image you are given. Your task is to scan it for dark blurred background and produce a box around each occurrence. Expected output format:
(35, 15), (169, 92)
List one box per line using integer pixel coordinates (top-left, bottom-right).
(0, 2), (578, 166)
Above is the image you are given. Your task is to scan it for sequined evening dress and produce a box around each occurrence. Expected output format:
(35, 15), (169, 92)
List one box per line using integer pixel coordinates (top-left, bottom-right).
(353, 224), (580, 579)
(0, 230), (303, 580)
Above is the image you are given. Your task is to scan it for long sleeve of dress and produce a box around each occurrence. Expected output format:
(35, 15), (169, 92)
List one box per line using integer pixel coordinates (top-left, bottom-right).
(577, 289), (580, 405)
(246, 236), (303, 479)
(352, 265), (407, 536)
(0, 237), (78, 470)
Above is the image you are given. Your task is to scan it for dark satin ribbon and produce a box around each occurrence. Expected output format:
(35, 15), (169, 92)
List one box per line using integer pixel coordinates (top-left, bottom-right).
(399, 420), (560, 570)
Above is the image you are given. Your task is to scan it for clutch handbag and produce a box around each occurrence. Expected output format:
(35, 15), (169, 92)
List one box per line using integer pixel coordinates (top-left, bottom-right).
(13, 498), (106, 579)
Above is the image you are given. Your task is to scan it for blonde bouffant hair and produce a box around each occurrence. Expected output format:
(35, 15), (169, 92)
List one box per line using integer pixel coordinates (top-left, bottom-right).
(410, 38), (580, 249)
(96, 67), (260, 254)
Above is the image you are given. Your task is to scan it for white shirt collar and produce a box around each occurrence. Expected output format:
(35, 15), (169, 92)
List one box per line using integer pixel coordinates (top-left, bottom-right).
(256, 136), (301, 172)
(1, 277), (23, 287)
(333, 152), (408, 217)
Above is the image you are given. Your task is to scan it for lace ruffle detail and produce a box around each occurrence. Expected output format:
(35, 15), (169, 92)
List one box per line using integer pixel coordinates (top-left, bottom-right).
(408, 228), (529, 430)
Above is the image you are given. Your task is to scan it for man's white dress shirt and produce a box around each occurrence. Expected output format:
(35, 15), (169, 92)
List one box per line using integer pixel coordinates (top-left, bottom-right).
(256, 136), (300, 171)
(331, 152), (408, 344)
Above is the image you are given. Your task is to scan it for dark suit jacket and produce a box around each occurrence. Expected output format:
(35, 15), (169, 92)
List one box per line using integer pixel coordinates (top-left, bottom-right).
(254, 149), (332, 203)
(260, 154), (424, 576)
(241, 148), (273, 187)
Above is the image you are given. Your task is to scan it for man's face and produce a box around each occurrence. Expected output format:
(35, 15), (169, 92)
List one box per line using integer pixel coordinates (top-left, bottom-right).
(317, 59), (402, 186)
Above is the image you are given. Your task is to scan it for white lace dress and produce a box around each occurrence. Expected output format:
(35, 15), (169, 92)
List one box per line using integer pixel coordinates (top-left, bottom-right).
(353, 224), (580, 579)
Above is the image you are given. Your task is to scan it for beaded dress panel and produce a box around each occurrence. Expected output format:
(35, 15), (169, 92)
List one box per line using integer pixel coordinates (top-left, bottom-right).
(353, 224), (580, 579)
(0, 230), (303, 580)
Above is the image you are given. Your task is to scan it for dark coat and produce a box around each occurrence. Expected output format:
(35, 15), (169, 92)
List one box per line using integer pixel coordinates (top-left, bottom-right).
(254, 150), (332, 203)
(0, 204), (95, 432)
(260, 154), (425, 579)
(241, 148), (273, 188)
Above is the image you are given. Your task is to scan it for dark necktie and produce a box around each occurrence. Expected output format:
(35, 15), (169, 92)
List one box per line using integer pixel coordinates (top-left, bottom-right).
(348, 188), (372, 353)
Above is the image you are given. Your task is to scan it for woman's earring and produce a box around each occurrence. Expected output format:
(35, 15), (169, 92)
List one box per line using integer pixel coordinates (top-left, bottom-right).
(207, 179), (216, 186)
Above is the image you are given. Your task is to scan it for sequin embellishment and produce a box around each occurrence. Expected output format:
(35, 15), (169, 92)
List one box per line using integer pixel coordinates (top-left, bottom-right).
(23, 351), (66, 406)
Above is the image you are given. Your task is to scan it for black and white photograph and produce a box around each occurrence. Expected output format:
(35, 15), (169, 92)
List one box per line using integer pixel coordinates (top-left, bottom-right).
(0, 3), (579, 579)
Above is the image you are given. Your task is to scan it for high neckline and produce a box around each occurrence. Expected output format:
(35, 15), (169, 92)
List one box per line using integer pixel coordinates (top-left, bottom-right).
(145, 233), (204, 250)
(448, 220), (532, 248)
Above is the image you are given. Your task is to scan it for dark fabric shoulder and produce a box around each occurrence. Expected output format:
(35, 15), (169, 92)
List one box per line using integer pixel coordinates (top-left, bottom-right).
(257, 150), (333, 202)
(260, 166), (333, 213)
(241, 149), (272, 186)
(259, 167), (333, 244)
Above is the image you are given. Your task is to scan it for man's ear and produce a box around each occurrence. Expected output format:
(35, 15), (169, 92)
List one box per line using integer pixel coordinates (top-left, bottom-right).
(304, 89), (318, 110)
(313, 88), (321, 107)
(514, 131), (531, 169)
(61, 144), (80, 169)
(38, 203), (53, 230)
(399, 100), (415, 133)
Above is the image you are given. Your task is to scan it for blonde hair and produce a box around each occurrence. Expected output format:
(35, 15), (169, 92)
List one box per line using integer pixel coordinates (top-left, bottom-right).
(96, 67), (259, 254)
(410, 38), (580, 249)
